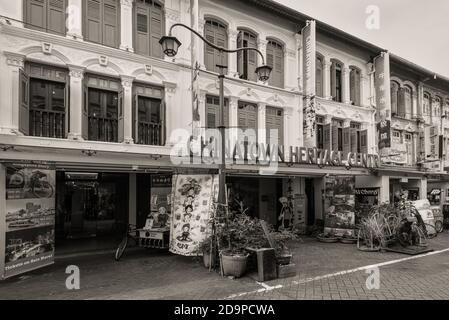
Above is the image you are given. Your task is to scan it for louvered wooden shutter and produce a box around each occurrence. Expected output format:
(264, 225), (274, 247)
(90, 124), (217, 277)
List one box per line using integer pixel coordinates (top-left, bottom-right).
(135, 5), (149, 56)
(349, 69), (356, 105)
(360, 129), (368, 154)
(215, 23), (227, 70)
(204, 22), (216, 72)
(323, 123), (331, 150)
(266, 107), (283, 145)
(331, 124), (338, 151)
(150, 3), (163, 58)
(316, 58), (323, 97)
(133, 94), (138, 143)
(354, 71), (361, 106)
(103, 0), (119, 48)
(27, 0), (46, 31)
(391, 84), (398, 115)
(48, 0), (66, 34)
(248, 34), (257, 82)
(82, 79), (89, 140)
(19, 69), (30, 136)
(85, 0), (101, 43)
(343, 127), (351, 154)
(350, 128), (357, 153)
(398, 87), (406, 117)
(331, 62), (337, 101)
(118, 86), (124, 142)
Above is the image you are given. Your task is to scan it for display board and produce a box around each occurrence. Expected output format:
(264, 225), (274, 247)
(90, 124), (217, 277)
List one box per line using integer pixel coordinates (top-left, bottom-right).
(1, 162), (56, 279)
(413, 199), (436, 236)
(149, 174), (172, 229)
(324, 176), (356, 237)
(169, 175), (218, 256)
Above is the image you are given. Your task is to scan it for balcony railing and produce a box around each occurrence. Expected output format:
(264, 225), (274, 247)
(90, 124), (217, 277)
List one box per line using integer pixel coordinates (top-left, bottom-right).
(88, 116), (118, 143)
(30, 109), (65, 138)
(137, 121), (163, 146)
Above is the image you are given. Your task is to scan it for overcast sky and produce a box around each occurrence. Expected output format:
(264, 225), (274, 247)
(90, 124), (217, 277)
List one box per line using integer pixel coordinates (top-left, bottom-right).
(277, 0), (449, 78)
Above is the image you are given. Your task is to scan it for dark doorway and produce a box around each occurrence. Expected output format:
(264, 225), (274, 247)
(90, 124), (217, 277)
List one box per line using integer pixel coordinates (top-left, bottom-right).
(305, 178), (315, 226)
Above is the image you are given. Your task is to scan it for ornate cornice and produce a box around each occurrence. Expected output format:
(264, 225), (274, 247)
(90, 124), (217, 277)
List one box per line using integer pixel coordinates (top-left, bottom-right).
(68, 65), (86, 79)
(4, 51), (25, 68)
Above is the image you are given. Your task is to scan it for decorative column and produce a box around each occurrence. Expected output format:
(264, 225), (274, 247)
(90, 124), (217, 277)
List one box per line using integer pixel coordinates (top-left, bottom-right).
(163, 81), (177, 146)
(417, 82), (424, 118)
(1, 52), (25, 134)
(228, 28), (239, 77)
(257, 103), (267, 146)
(360, 74), (368, 107)
(342, 66), (351, 104)
(121, 76), (134, 144)
(197, 18), (206, 69)
(366, 62), (375, 107)
(68, 65), (85, 140)
(119, 0), (134, 52)
(323, 57), (332, 100)
(284, 49), (296, 90)
(66, 0), (83, 40)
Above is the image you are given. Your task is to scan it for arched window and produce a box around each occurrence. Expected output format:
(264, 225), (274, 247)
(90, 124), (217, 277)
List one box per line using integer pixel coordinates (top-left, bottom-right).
(204, 19), (228, 73)
(423, 92), (431, 116)
(434, 96), (442, 117)
(266, 39), (284, 88)
(316, 54), (324, 97)
(403, 85), (412, 119)
(349, 66), (361, 106)
(330, 60), (343, 102)
(390, 81), (400, 115)
(134, 0), (165, 58)
(237, 29), (258, 82)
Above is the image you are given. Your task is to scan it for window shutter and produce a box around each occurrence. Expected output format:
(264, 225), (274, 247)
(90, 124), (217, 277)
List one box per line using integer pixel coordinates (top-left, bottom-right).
(64, 81), (69, 137)
(82, 80), (89, 140)
(266, 107), (283, 145)
(48, 0), (66, 34)
(27, 0), (46, 31)
(248, 34), (257, 82)
(323, 123), (331, 150)
(150, 4), (163, 58)
(350, 69), (356, 104)
(360, 129), (368, 154)
(117, 86), (124, 142)
(343, 127), (351, 154)
(215, 23), (227, 70)
(355, 71), (361, 106)
(316, 57), (323, 97)
(133, 94), (138, 143)
(204, 22), (216, 72)
(331, 124), (338, 151)
(135, 6), (149, 56)
(331, 62), (337, 100)
(85, 0), (101, 43)
(103, 0), (119, 48)
(19, 69), (30, 136)
(391, 83), (398, 115)
(398, 87), (406, 118)
(350, 128), (357, 153)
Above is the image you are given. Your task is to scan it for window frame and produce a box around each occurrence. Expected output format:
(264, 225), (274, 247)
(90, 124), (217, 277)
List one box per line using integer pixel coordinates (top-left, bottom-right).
(266, 39), (284, 88)
(133, 0), (165, 58)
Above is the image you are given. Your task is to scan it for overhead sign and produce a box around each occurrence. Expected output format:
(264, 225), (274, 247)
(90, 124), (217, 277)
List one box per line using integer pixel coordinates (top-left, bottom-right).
(377, 120), (391, 149)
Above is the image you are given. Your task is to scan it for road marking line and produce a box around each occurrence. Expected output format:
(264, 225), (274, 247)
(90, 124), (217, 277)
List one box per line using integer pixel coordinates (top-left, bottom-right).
(225, 247), (449, 299)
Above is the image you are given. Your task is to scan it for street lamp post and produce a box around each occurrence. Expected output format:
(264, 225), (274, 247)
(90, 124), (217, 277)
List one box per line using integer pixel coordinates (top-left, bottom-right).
(160, 23), (272, 208)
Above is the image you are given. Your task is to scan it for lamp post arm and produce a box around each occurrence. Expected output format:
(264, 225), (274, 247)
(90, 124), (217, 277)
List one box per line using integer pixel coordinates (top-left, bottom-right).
(169, 23), (266, 65)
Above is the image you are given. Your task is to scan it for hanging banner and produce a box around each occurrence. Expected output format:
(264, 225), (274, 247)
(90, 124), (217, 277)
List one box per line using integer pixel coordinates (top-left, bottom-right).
(169, 174), (218, 256)
(324, 176), (356, 237)
(302, 20), (316, 145)
(1, 162), (56, 279)
(374, 52), (392, 150)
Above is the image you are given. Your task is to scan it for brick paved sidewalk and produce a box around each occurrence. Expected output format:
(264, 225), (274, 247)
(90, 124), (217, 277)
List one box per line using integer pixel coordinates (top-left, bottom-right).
(0, 231), (448, 300)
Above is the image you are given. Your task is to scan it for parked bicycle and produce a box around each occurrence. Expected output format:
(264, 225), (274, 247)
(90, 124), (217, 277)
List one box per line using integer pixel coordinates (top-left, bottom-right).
(115, 224), (138, 261)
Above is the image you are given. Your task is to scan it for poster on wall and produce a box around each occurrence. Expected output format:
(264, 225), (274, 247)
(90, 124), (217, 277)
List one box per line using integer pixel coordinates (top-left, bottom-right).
(148, 174), (172, 229)
(355, 188), (379, 223)
(324, 176), (356, 237)
(1, 162), (56, 279)
(169, 175), (218, 256)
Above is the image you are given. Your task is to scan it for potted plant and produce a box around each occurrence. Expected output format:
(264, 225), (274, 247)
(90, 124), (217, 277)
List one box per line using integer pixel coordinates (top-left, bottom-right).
(216, 214), (265, 278)
(317, 229), (339, 243)
(269, 229), (299, 265)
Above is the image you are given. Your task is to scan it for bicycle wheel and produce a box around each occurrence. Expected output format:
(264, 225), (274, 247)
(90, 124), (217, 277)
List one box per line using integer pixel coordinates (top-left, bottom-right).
(115, 236), (128, 261)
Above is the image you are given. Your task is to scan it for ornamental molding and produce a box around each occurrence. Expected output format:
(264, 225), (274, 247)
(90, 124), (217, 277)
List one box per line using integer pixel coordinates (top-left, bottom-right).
(68, 65), (86, 79)
(121, 75), (135, 88)
(42, 42), (52, 54)
(163, 81), (177, 94)
(120, 0), (133, 7)
(165, 8), (181, 22)
(4, 51), (25, 68)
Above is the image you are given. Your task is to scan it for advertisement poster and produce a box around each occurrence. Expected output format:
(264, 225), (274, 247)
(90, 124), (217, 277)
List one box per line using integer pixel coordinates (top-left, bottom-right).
(169, 175), (218, 256)
(355, 188), (379, 223)
(377, 120), (391, 150)
(149, 174), (172, 229)
(2, 162), (56, 279)
(324, 176), (356, 237)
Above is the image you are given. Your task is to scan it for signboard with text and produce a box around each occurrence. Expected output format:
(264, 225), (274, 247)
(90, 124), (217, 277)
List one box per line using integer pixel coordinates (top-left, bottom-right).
(374, 52), (392, 151)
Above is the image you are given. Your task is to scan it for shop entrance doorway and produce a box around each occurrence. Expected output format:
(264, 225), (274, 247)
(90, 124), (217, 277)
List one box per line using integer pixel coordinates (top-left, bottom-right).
(305, 178), (315, 226)
(55, 172), (129, 254)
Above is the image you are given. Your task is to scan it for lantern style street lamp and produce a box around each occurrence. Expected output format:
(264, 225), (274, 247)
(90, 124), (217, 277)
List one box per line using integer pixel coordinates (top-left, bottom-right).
(160, 23), (272, 209)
